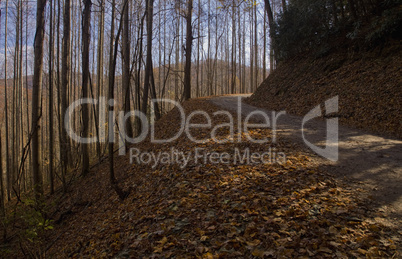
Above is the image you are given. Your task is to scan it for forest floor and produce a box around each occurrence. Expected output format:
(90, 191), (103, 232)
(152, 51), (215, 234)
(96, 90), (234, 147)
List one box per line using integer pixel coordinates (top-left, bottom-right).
(4, 97), (400, 258)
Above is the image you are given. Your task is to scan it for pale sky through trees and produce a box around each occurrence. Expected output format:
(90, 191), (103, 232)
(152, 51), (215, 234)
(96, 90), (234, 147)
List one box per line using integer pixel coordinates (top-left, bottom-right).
(0, 0), (277, 79)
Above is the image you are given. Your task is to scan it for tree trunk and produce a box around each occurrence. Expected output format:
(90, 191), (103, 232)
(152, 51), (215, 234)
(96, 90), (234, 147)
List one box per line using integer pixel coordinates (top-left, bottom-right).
(48, 0), (54, 194)
(61, 0), (71, 192)
(196, 0), (201, 97)
(231, 2), (236, 94)
(108, 0), (129, 201)
(32, 0), (47, 200)
(4, 0), (11, 201)
(122, 0), (133, 138)
(183, 0), (193, 101)
(0, 132), (4, 217)
(254, 3), (258, 90)
(150, 64), (161, 120)
(263, 10), (267, 79)
(250, 8), (253, 92)
(263, 0), (275, 72)
(135, 9), (145, 136)
(96, 0), (105, 159)
(81, 0), (91, 177)
(142, 0), (154, 115)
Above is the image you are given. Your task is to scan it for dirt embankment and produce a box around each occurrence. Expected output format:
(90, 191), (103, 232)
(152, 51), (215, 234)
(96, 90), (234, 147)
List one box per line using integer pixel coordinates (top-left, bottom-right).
(246, 42), (402, 139)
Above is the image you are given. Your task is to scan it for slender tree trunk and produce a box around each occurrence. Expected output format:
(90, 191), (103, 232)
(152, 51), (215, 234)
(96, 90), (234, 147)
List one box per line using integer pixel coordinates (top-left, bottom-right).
(32, 0), (47, 201)
(263, 0), (275, 72)
(231, 2), (236, 94)
(4, 0), (11, 201)
(175, 0), (180, 100)
(48, 0), (54, 194)
(263, 10), (267, 79)
(12, 1), (20, 197)
(142, 0), (154, 115)
(108, 0), (116, 185)
(61, 0), (71, 192)
(0, 132), (4, 217)
(250, 8), (253, 92)
(135, 8), (146, 136)
(18, 1), (24, 193)
(196, 0), (201, 97)
(24, 0), (30, 193)
(122, 0), (133, 138)
(213, 6), (218, 95)
(254, 4), (258, 90)
(81, 0), (91, 177)
(150, 64), (161, 120)
(108, 0), (129, 201)
(0, 1), (4, 207)
(183, 0), (193, 101)
(207, 0), (211, 95)
(238, 6), (242, 93)
(242, 13), (246, 92)
(96, 0), (105, 159)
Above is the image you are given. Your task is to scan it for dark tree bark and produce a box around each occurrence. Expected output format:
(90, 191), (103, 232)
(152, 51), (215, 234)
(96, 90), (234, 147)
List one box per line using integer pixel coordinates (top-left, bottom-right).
(0, 1), (4, 212)
(108, 0), (129, 201)
(48, 0), (54, 193)
(0, 132), (5, 217)
(31, 0), (47, 200)
(150, 63), (161, 120)
(183, 0), (193, 101)
(4, 0), (11, 201)
(263, 0), (274, 34)
(96, 0), (105, 159)
(122, 0), (133, 138)
(135, 10), (146, 135)
(81, 0), (91, 176)
(142, 0), (154, 116)
(263, 0), (275, 71)
(61, 0), (71, 192)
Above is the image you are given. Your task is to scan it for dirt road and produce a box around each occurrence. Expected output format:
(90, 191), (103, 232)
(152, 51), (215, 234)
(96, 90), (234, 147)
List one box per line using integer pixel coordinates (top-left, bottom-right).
(210, 95), (402, 225)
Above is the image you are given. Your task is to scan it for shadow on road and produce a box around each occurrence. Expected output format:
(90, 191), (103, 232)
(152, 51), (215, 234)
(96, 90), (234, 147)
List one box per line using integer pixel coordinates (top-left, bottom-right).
(209, 95), (402, 222)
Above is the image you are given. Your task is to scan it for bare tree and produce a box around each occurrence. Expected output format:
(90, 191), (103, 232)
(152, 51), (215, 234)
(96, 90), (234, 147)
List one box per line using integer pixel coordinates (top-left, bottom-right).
(60, 0), (71, 192)
(3, 0), (11, 201)
(108, 0), (129, 200)
(183, 0), (193, 100)
(31, 0), (47, 200)
(142, 0), (154, 115)
(81, 0), (91, 176)
(0, 131), (4, 217)
(48, 0), (54, 193)
(263, 0), (275, 72)
(122, 0), (133, 138)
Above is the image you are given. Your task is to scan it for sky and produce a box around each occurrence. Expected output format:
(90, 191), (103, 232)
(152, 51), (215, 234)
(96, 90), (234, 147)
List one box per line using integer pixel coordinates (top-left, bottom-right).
(0, 0), (276, 79)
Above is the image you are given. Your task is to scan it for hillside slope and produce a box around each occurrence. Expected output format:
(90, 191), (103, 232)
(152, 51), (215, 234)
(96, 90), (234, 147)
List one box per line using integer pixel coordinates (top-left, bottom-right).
(2, 99), (399, 258)
(246, 42), (402, 139)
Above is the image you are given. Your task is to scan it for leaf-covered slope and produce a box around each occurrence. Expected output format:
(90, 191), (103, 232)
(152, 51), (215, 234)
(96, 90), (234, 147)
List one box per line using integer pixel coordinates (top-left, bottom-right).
(246, 42), (402, 139)
(38, 99), (400, 258)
